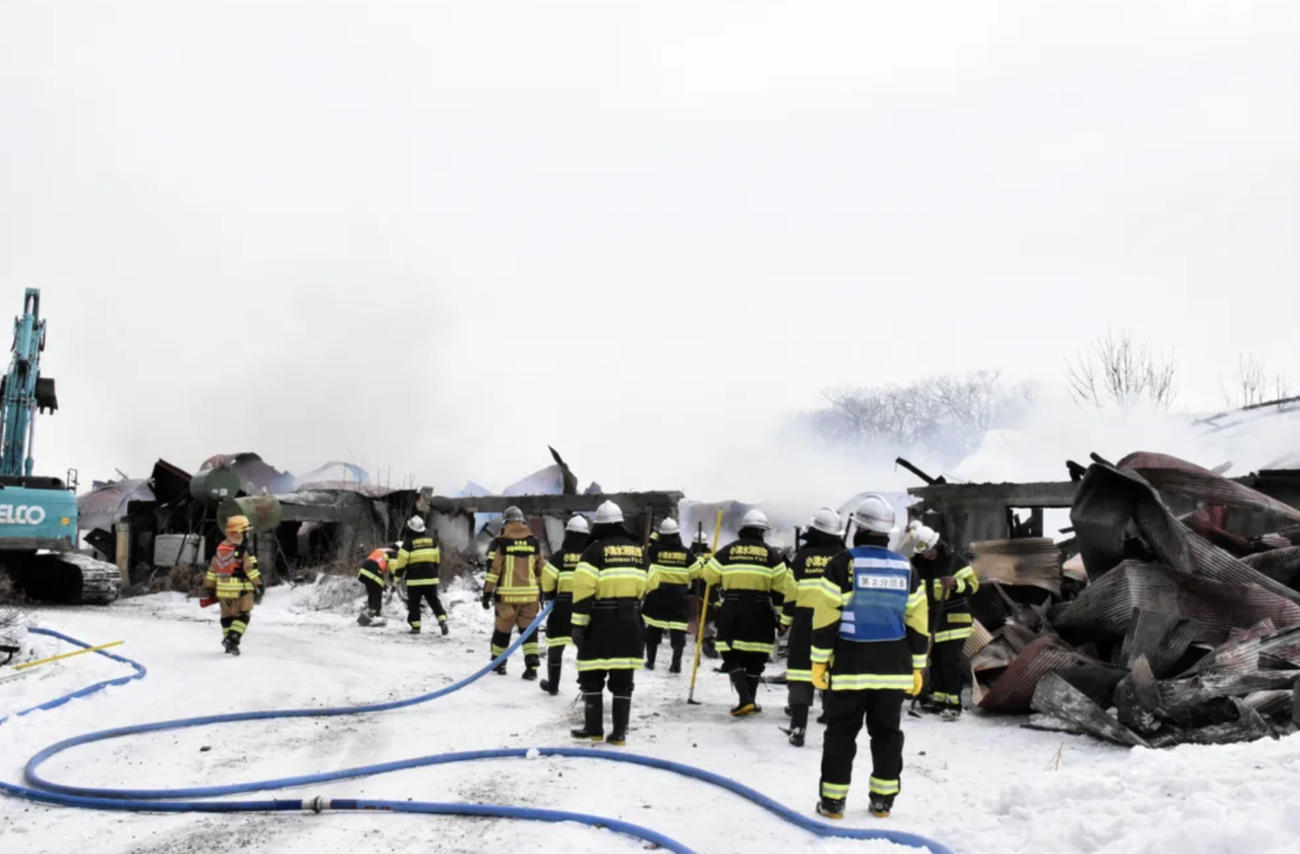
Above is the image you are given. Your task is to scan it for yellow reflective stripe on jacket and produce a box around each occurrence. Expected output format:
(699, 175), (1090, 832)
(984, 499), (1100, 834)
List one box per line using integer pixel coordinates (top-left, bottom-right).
(786, 668), (813, 683)
(830, 673), (915, 691)
(912, 654), (929, 669)
(575, 657), (643, 672)
(571, 561), (647, 626)
(954, 565), (979, 594)
(406, 576), (440, 587)
(358, 567), (385, 585)
(934, 627), (973, 643)
(947, 612), (973, 624)
(643, 615), (690, 631)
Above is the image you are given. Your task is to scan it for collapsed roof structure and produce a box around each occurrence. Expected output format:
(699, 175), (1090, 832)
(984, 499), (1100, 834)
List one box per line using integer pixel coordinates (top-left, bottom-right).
(907, 451), (1300, 747)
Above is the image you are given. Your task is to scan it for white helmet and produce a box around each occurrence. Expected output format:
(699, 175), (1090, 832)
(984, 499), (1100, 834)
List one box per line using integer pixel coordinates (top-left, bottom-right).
(913, 525), (940, 553)
(407, 515), (427, 533)
(659, 518), (680, 536)
(852, 494), (895, 534)
(810, 507), (842, 536)
(504, 506), (524, 523)
(595, 500), (624, 525)
(740, 509), (770, 531)
(565, 515), (590, 534)
(907, 519), (922, 533)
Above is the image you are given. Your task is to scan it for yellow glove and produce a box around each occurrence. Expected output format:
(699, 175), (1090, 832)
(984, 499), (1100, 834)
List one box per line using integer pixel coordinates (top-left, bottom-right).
(905, 669), (924, 697)
(811, 662), (830, 690)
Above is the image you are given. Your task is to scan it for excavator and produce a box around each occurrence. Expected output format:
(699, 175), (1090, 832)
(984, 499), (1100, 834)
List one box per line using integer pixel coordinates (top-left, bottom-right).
(0, 289), (118, 603)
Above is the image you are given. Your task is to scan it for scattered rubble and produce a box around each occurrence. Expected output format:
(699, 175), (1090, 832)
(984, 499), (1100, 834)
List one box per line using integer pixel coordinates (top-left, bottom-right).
(915, 451), (1300, 748)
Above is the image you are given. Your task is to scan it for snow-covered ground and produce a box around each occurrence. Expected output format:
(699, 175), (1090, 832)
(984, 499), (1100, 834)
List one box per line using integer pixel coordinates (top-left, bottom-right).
(2, 580), (1298, 854)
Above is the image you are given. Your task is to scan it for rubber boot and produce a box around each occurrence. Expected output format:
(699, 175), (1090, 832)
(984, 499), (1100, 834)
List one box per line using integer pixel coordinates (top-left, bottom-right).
(669, 646), (684, 674)
(228, 633), (242, 657)
(729, 670), (756, 717)
(222, 633), (235, 654)
(869, 796), (894, 819)
(747, 675), (763, 713)
(439, 619), (450, 636)
(645, 643), (657, 671)
(493, 654), (507, 676)
(816, 690), (827, 725)
(522, 653), (539, 681)
(816, 797), (846, 820)
(703, 637), (719, 659)
(571, 692), (604, 741)
(540, 663), (562, 696)
(788, 703), (809, 747)
(607, 696), (631, 746)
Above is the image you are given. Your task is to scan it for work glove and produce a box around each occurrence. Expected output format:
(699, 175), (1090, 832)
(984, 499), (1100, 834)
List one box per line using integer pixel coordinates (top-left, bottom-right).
(480, 591), (492, 611)
(940, 577), (957, 591)
(571, 626), (585, 652)
(811, 662), (830, 691)
(905, 669), (924, 697)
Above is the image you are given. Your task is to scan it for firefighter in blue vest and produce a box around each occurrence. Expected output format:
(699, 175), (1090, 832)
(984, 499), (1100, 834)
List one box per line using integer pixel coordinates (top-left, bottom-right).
(810, 494), (928, 820)
(539, 514), (591, 695)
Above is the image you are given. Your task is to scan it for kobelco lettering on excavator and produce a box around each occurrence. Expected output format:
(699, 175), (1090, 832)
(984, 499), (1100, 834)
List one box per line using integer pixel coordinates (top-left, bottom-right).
(0, 504), (47, 525)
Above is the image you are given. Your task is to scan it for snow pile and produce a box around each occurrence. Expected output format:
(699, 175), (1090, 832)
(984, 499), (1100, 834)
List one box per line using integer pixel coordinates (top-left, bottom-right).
(289, 574), (365, 615)
(975, 734), (1300, 854)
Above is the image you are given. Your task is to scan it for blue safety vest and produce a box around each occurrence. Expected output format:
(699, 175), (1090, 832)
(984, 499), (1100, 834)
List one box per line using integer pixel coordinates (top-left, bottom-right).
(838, 546), (912, 643)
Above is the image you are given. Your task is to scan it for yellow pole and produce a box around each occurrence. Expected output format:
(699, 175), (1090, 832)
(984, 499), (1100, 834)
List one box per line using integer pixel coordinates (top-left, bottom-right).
(14, 640), (124, 671)
(687, 509), (725, 704)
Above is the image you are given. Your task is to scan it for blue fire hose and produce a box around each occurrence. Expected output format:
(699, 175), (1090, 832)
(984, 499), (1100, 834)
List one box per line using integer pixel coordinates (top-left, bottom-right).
(0, 609), (956, 854)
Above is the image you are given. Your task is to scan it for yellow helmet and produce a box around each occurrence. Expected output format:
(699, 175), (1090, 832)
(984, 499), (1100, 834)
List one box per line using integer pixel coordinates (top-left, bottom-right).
(226, 515), (251, 535)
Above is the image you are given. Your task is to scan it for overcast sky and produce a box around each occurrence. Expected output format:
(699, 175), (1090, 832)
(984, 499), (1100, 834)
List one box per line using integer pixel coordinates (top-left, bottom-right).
(2, 1), (1297, 502)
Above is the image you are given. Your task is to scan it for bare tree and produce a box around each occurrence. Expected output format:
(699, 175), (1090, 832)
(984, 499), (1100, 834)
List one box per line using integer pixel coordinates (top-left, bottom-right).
(1067, 328), (1178, 412)
(810, 370), (1034, 463)
(1219, 355), (1292, 409)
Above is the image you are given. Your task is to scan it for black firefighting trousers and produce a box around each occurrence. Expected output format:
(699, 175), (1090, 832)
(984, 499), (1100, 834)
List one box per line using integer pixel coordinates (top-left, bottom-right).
(407, 586), (447, 629)
(578, 668), (635, 696)
(361, 576), (384, 615)
(819, 689), (905, 806)
(930, 639), (964, 712)
(645, 626), (686, 651)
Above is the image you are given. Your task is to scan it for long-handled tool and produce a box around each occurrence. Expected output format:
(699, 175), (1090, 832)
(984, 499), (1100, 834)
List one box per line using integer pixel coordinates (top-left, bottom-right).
(687, 509), (725, 705)
(13, 640), (124, 672)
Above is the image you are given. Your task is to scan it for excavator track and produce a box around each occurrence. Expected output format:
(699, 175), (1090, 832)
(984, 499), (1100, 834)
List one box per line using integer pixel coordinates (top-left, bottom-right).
(2, 552), (120, 605)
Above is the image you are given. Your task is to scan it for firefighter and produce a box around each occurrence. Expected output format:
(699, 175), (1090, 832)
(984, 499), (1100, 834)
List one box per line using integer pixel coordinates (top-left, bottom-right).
(702, 508), (796, 717)
(539, 515), (591, 695)
(811, 494), (928, 821)
(204, 515), (264, 656)
(357, 543), (400, 627)
(394, 516), (448, 636)
(642, 518), (700, 673)
(570, 500), (647, 745)
(689, 528), (721, 659)
(781, 507), (845, 747)
(929, 546), (979, 721)
(481, 506), (546, 679)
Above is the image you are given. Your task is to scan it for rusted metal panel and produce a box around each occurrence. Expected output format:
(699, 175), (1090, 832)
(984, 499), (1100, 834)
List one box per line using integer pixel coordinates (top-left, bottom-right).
(1071, 460), (1300, 605)
(977, 635), (1129, 714)
(1119, 452), (1300, 524)
(1054, 561), (1300, 646)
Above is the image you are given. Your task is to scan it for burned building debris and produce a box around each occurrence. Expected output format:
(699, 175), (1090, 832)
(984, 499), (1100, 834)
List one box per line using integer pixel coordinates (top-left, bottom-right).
(911, 451), (1300, 748)
(75, 450), (683, 599)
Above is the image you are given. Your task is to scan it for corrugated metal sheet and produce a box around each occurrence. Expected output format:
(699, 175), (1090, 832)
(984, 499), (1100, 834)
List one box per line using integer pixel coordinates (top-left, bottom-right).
(1242, 546), (1300, 588)
(1118, 451), (1300, 523)
(977, 635), (1129, 714)
(1054, 560), (1300, 644)
(1071, 460), (1300, 606)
